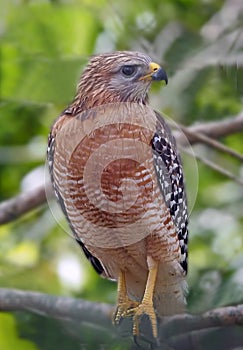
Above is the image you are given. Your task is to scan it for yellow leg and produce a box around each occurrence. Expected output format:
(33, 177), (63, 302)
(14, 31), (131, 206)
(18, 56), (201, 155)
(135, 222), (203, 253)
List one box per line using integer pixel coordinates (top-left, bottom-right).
(113, 270), (139, 325)
(130, 257), (158, 339)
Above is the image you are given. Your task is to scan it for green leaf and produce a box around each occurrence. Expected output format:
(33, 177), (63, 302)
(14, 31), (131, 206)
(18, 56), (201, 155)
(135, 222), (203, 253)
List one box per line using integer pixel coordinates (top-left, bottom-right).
(0, 313), (37, 350)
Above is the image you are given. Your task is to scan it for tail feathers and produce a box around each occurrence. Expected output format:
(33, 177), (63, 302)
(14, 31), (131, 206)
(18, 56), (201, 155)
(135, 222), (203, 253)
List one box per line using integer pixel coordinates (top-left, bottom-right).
(154, 279), (188, 317)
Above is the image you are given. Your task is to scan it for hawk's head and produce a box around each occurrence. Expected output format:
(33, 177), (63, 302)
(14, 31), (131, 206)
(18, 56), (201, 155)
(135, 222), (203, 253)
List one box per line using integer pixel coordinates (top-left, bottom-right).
(72, 51), (167, 111)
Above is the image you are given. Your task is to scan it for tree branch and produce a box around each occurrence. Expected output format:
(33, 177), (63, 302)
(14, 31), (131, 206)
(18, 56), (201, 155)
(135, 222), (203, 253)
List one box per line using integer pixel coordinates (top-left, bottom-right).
(161, 304), (243, 338)
(190, 112), (243, 139)
(0, 288), (112, 329)
(174, 112), (243, 184)
(0, 185), (48, 224)
(172, 111), (243, 145)
(0, 287), (242, 344)
(182, 147), (243, 186)
(178, 123), (243, 162)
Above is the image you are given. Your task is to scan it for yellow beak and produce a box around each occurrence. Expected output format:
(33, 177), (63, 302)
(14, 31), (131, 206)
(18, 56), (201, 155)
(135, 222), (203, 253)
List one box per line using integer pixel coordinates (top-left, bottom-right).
(149, 62), (161, 74)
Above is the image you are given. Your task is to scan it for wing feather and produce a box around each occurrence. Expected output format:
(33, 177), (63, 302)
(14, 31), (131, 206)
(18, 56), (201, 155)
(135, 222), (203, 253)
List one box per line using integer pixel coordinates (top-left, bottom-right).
(151, 111), (188, 273)
(47, 128), (104, 275)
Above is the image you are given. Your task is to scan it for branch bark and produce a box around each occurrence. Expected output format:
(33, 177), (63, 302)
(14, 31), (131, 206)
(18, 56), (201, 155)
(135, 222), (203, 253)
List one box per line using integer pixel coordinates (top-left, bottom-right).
(0, 288), (112, 329)
(0, 184), (48, 224)
(0, 287), (242, 349)
(172, 111), (243, 145)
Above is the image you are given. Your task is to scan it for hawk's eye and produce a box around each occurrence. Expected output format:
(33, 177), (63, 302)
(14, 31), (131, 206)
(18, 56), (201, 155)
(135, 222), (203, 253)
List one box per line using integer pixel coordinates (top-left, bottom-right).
(121, 65), (137, 77)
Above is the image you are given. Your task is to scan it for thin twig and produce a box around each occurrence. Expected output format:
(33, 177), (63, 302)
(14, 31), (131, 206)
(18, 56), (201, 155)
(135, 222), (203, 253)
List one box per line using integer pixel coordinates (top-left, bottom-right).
(173, 112), (243, 145)
(182, 147), (243, 186)
(178, 124), (243, 162)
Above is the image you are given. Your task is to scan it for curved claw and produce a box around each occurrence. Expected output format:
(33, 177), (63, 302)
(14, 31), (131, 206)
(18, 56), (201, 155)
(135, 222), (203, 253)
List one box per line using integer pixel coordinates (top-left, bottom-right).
(130, 302), (158, 339)
(114, 261), (159, 342)
(113, 299), (140, 325)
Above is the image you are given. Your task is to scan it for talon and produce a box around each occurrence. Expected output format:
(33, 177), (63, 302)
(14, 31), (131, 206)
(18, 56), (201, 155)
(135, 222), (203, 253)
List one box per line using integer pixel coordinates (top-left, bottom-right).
(113, 299), (139, 325)
(113, 270), (139, 325)
(130, 258), (159, 340)
(131, 302), (158, 339)
(114, 260), (159, 341)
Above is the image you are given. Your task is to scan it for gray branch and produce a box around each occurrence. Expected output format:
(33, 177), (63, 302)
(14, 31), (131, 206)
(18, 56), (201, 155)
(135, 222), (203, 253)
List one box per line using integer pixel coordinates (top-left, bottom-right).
(0, 185), (48, 224)
(0, 288), (112, 329)
(173, 111), (243, 145)
(0, 287), (242, 349)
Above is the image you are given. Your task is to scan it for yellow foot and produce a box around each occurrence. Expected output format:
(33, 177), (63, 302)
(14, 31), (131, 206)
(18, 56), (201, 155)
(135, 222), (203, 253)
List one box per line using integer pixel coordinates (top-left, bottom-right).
(113, 299), (140, 325)
(128, 302), (158, 339)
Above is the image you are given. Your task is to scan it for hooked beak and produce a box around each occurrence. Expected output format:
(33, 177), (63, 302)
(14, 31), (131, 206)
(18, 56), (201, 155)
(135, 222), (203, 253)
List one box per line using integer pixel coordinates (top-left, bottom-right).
(139, 62), (168, 84)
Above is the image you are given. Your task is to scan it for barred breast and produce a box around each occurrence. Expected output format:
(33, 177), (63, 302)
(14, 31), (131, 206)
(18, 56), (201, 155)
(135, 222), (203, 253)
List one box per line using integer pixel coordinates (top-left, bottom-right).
(50, 102), (186, 314)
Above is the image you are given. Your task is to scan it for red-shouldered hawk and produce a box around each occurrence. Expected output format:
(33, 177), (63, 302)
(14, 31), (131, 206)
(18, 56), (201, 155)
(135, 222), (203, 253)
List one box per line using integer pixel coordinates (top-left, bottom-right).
(47, 51), (188, 341)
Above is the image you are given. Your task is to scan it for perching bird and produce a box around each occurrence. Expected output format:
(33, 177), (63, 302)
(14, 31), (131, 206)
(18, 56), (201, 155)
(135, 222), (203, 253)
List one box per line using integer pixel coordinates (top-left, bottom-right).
(47, 51), (188, 340)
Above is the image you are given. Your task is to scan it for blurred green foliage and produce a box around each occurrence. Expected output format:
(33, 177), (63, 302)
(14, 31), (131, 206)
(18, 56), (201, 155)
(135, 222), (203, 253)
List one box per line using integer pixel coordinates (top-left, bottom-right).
(0, 0), (242, 348)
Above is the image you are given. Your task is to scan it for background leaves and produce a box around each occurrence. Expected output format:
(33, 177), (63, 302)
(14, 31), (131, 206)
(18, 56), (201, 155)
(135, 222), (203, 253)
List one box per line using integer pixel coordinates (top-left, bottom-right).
(0, 0), (242, 348)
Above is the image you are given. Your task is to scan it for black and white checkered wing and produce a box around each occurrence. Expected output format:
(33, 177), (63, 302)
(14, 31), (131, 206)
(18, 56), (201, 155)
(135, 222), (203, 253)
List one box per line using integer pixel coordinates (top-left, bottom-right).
(151, 111), (188, 274)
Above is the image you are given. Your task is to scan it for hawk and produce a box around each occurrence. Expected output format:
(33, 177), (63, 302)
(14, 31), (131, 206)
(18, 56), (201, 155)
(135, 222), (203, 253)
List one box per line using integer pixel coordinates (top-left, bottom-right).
(47, 51), (188, 340)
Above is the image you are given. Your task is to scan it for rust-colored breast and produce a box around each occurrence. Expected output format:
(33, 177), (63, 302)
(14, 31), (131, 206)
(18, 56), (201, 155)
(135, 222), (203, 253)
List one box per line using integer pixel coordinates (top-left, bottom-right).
(52, 103), (168, 249)
(67, 123), (155, 227)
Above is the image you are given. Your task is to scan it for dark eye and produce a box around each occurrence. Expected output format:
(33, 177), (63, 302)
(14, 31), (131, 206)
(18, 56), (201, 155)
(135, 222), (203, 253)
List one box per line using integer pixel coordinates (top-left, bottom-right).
(121, 65), (137, 77)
